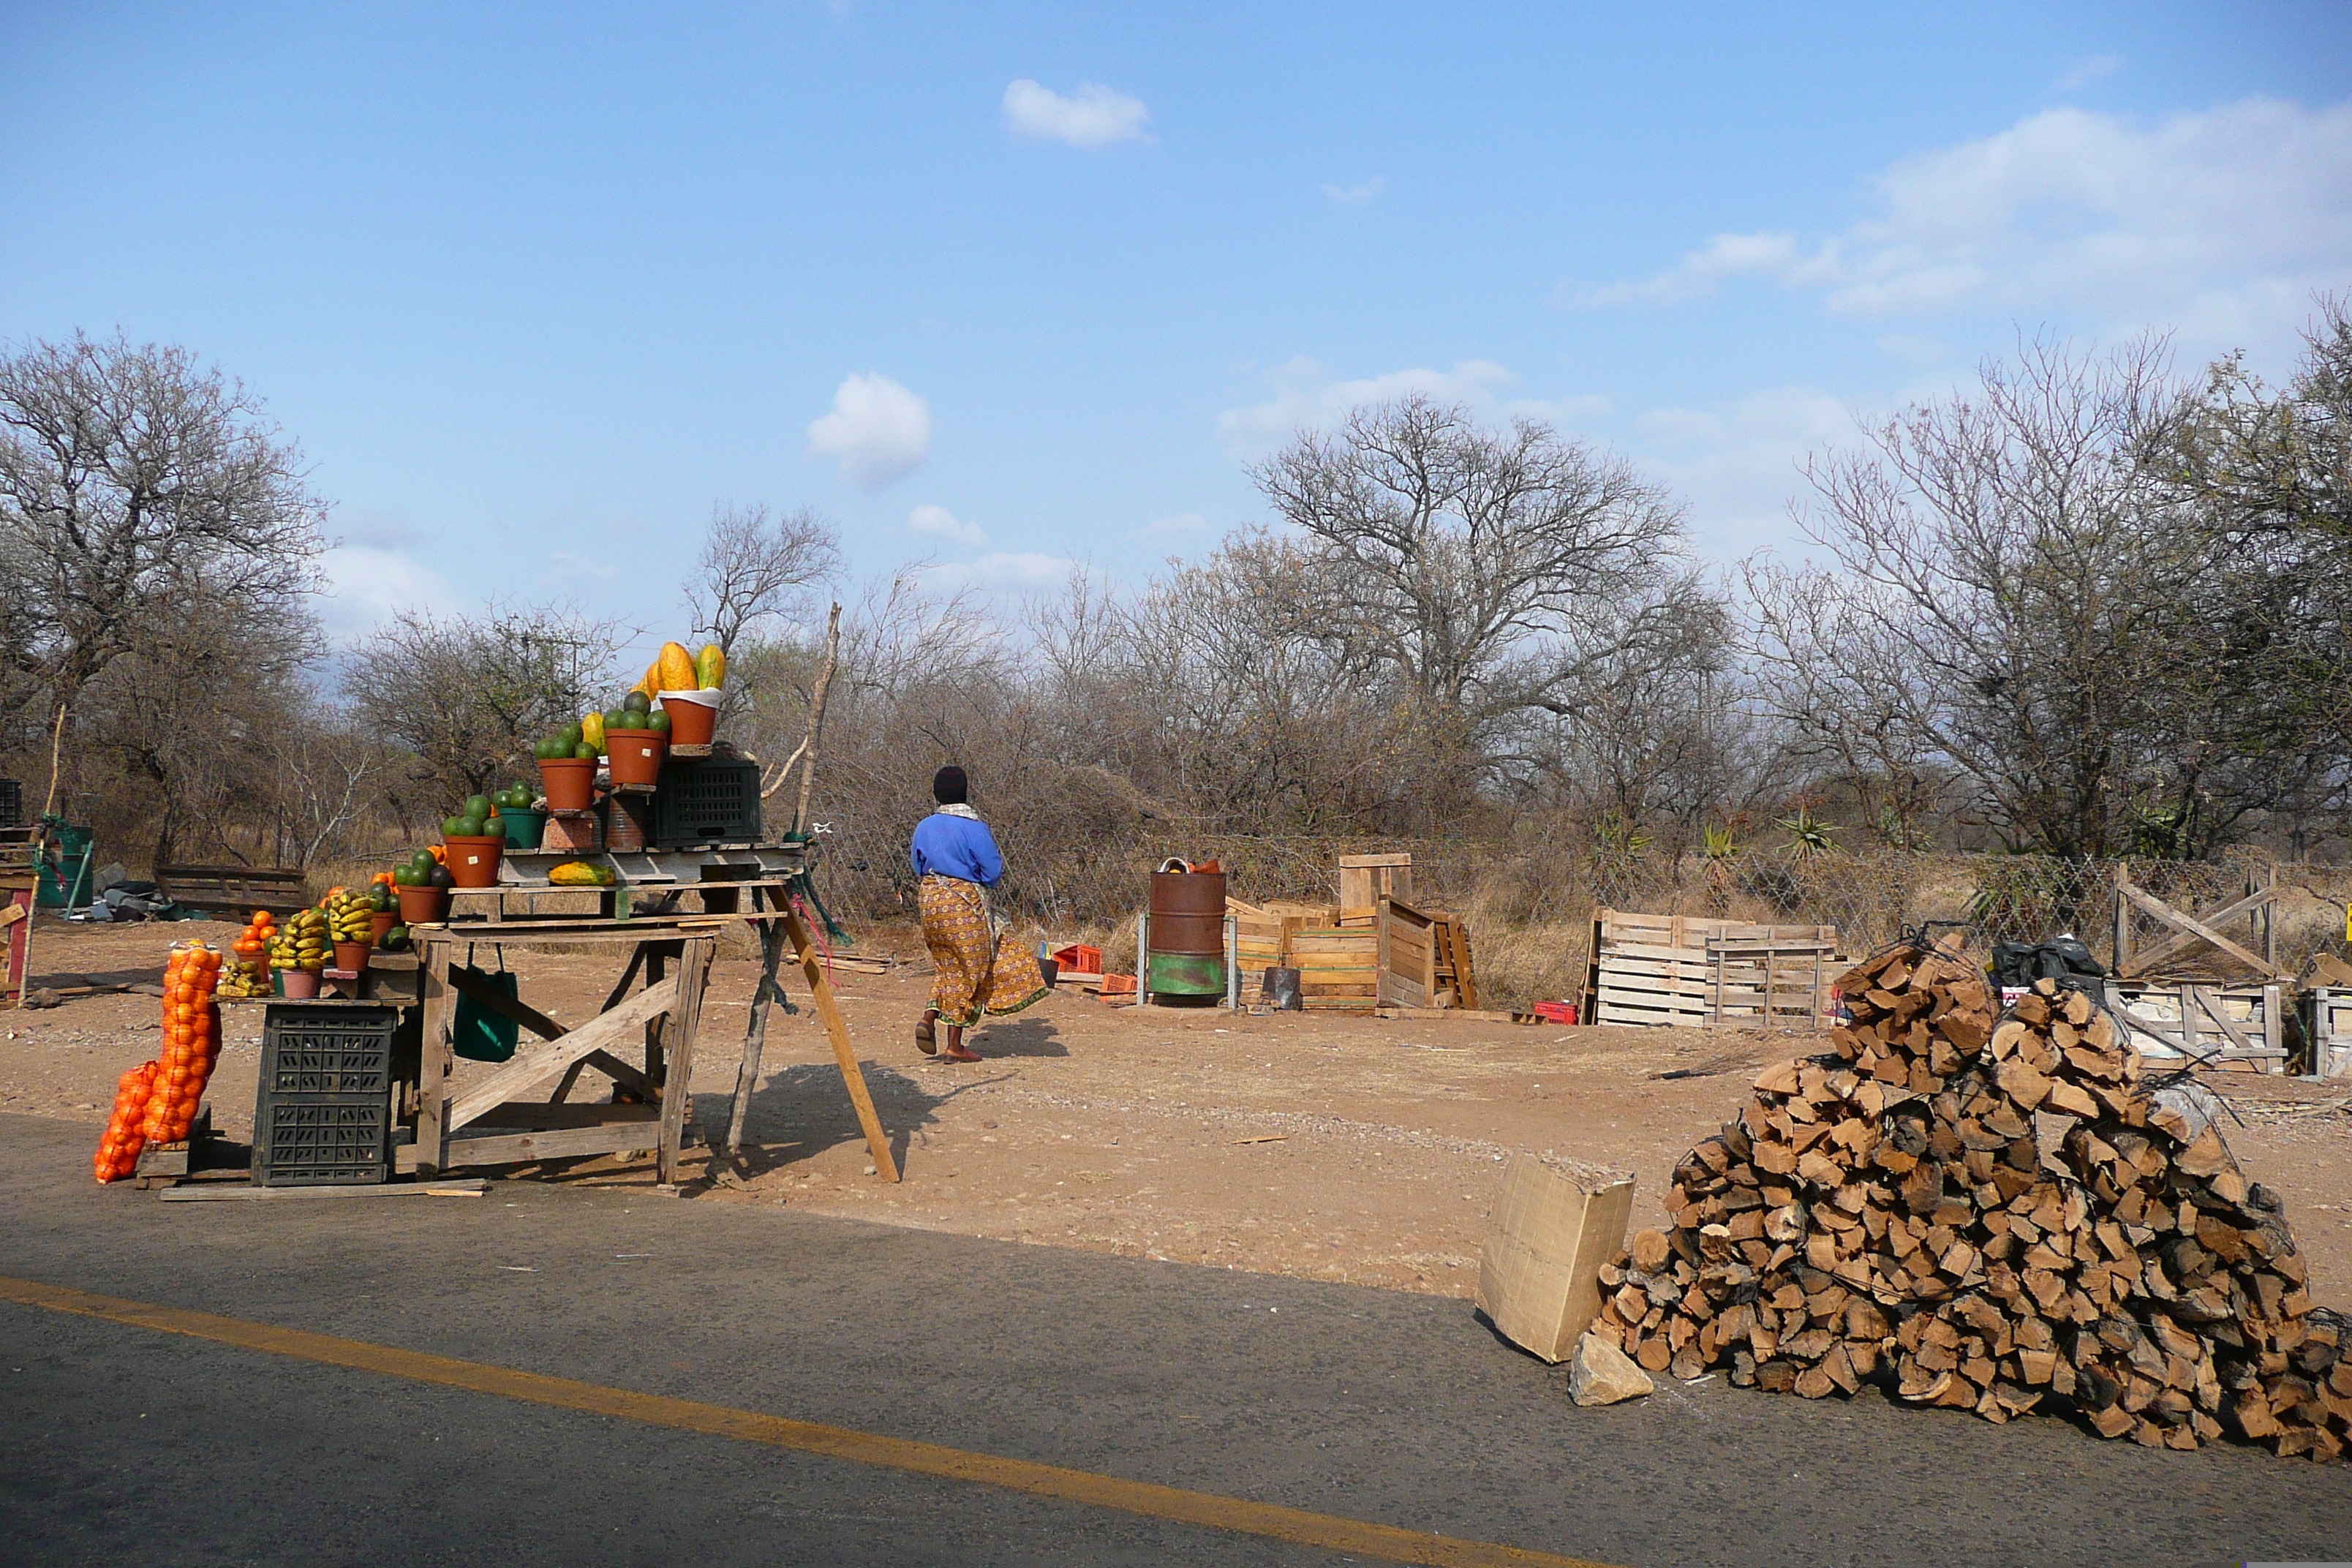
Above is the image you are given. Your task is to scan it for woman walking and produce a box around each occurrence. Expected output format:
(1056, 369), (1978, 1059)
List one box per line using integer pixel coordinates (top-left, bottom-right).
(913, 766), (1047, 1061)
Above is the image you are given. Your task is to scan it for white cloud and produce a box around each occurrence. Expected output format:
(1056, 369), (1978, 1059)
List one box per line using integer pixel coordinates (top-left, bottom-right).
(806, 372), (930, 490)
(1322, 176), (1384, 206)
(923, 551), (1075, 595)
(2055, 53), (2123, 92)
(1002, 79), (1152, 148)
(317, 544), (451, 638)
(1571, 97), (2352, 353)
(1215, 356), (1613, 459)
(1137, 511), (1211, 538)
(908, 503), (984, 545)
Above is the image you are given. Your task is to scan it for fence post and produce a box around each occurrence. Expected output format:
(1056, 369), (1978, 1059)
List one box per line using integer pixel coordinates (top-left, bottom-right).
(2111, 862), (2130, 973)
(1136, 908), (1151, 1009)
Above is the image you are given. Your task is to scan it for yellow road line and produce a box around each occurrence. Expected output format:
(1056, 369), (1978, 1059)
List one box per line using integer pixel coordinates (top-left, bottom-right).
(1, 1273), (1616, 1568)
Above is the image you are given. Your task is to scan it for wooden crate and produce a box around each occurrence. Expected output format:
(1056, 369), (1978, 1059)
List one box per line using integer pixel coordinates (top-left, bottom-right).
(2305, 987), (2352, 1079)
(2106, 980), (2287, 1073)
(1338, 853), (1411, 927)
(1291, 925), (1378, 1008)
(1586, 909), (1837, 1028)
(1378, 899), (1439, 1009)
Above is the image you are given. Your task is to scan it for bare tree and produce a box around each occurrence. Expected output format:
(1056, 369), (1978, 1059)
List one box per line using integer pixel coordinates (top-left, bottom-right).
(0, 333), (325, 727)
(344, 602), (621, 804)
(1251, 395), (1689, 728)
(684, 502), (841, 661)
(1750, 334), (2309, 858)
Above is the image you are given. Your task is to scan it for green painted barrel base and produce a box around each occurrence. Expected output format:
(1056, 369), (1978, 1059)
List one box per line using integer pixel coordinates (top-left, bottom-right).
(1145, 951), (1225, 996)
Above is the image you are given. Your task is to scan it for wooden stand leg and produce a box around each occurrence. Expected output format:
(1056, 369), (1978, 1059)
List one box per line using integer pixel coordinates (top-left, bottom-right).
(415, 937), (456, 1177)
(783, 907), (899, 1182)
(723, 891), (788, 1156)
(657, 937), (715, 1187)
(643, 946), (670, 1090)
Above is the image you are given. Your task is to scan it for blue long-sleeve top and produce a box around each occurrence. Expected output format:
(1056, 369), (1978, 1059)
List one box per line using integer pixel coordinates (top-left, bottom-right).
(911, 810), (1004, 887)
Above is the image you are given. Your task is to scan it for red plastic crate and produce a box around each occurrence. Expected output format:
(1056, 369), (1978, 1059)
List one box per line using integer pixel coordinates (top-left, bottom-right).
(1533, 1000), (1579, 1025)
(1052, 943), (1103, 975)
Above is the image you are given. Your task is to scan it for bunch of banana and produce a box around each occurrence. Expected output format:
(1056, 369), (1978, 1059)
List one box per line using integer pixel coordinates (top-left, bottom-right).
(216, 962), (269, 998)
(271, 907), (330, 972)
(326, 887), (374, 944)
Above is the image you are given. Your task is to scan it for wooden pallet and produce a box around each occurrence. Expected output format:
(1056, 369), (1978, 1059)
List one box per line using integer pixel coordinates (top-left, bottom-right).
(1586, 908), (1837, 1028)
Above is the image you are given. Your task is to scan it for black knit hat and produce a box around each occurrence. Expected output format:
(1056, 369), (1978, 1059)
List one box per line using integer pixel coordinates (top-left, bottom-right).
(932, 766), (968, 805)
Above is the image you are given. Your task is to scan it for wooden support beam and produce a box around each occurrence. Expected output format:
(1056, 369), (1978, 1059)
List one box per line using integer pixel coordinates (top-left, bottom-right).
(784, 905), (898, 1182)
(724, 887), (790, 1155)
(657, 937), (715, 1186)
(443, 978), (679, 1133)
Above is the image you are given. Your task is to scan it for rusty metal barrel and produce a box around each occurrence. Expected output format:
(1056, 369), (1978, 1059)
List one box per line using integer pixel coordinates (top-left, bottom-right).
(1146, 867), (1226, 1000)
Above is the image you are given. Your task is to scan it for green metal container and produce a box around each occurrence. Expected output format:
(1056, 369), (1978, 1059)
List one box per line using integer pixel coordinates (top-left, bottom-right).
(1145, 950), (1226, 996)
(35, 824), (94, 908)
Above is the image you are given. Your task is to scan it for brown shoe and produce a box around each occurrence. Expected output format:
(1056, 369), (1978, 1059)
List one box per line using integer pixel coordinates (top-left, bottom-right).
(915, 1011), (938, 1055)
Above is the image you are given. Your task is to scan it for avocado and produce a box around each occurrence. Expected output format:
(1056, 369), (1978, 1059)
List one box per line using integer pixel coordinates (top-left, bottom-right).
(428, 864), (454, 889)
(443, 815), (471, 837)
(463, 794), (491, 822)
(648, 709), (671, 734)
(573, 742), (598, 760)
(623, 690), (651, 715)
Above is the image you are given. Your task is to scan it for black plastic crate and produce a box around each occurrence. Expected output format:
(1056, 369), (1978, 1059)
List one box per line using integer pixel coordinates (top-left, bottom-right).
(261, 1004), (399, 1097)
(253, 1098), (388, 1186)
(0, 780), (19, 829)
(652, 755), (761, 848)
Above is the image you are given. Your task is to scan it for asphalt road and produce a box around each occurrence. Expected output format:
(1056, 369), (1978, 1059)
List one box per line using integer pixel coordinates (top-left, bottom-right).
(4, 1112), (2350, 1567)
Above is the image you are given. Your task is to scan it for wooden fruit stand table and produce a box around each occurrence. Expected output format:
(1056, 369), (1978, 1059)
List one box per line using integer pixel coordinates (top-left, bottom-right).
(404, 891), (896, 1188)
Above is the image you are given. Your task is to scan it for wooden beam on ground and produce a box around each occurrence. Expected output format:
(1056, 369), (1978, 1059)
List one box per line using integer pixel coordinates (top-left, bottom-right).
(162, 1180), (487, 1202)
(784, 905), (898, 1183)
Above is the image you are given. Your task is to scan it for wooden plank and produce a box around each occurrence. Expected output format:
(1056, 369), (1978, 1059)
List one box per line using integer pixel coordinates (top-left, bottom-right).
(162, 1180), (488, 1202)
(467, 1101), (660, 1130)
(433, 1123), (668, 1168)
(442, 979), (681, 1133)
(414, 936), (457, 1176)
(1337, 853), (1413, 869)
(785, 906), (899, 1183)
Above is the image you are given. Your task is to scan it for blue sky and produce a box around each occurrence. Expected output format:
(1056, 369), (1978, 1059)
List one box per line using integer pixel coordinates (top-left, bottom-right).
(4, 2), (2349, 660)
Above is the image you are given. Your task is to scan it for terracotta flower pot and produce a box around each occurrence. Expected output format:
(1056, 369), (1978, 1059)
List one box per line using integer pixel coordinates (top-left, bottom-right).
(538, 755), (597, 812)
(606, 728), (668, 787)
(333, 940), (372, 973)
(281, 968), (321, 1000)
(396, 885), (449, 925)
(369, 910), (397, 943)
(443, 834), (505, 889)
(656, 688), (720, 745)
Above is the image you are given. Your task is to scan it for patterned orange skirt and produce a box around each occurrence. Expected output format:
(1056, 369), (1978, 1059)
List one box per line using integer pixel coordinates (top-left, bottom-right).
(919, 874), (1047, 1028)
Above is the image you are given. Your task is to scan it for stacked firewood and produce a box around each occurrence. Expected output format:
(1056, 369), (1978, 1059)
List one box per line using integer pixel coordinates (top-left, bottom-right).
(1591, 940), (2352, 1460)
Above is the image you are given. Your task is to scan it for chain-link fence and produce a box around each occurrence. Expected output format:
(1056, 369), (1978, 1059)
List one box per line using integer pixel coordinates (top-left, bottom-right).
(800, 814), (2352, 1009)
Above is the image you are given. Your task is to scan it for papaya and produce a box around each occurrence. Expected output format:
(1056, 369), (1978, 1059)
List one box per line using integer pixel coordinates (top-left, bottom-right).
(580, 711), (606, 753)
(696, 643), (725, 690)
(657, 641), (698, 693)
(547, 860), (617, 887)
(633, 659), (660, 698)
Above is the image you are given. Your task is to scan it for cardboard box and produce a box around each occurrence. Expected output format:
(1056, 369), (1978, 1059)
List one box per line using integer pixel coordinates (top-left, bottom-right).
(1476, 1155), (1635, 1363)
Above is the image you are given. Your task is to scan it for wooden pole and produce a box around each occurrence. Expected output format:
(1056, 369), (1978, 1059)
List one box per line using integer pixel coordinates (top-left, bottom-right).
(39, 700), (65, 820)
(790, 603), (842, 837)
(783, 903), (898, 1181)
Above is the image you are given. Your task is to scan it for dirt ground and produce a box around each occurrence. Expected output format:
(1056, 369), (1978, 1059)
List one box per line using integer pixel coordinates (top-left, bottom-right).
(10, 913), (2352, 1307)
